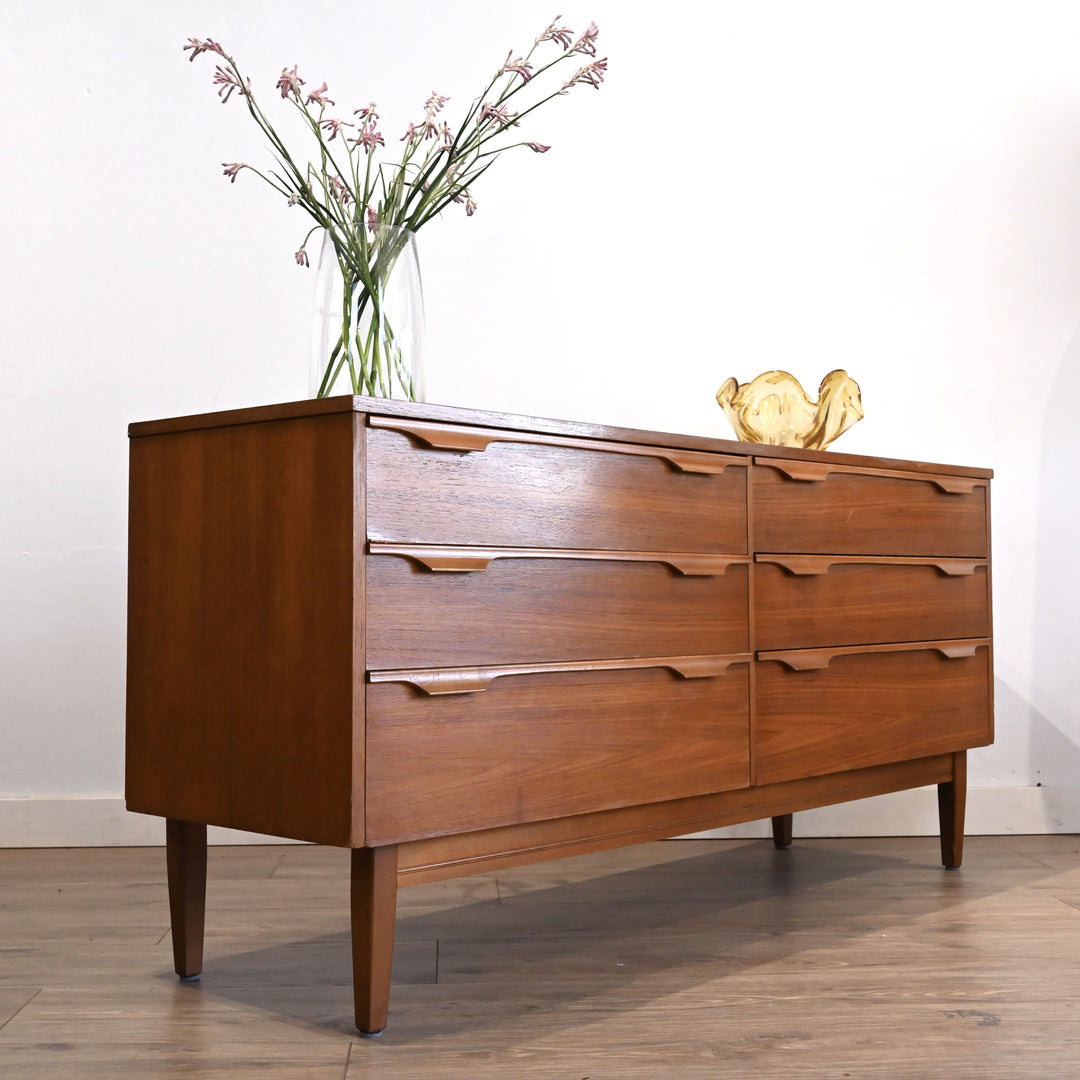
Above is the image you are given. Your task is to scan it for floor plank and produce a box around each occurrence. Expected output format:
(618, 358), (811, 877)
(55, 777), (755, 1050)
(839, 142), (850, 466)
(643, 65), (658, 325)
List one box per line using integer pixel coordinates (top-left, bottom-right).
(1, 836), (1078, 1077)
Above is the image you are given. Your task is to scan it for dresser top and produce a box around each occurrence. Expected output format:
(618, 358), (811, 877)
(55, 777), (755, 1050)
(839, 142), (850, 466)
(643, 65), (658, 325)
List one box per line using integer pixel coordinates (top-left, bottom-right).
(128, 394), (992, 480)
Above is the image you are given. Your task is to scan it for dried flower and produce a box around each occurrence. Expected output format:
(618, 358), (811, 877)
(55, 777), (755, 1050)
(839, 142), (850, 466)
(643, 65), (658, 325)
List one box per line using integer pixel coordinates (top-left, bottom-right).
(354, 121), (385, 154)
(306, 82), (334, 107)
(184, 38), (225, 62)
(276, 65), (305, 100)
(329, 176), (351, 205)
(571, 22), (600, 56)
(213, 65), (247, 103)
(479, 103), (519, 128)
(319, 117), (353, 141)
(184, 21), (606, 395)
(561, 58), (607, 92)
(500, 52), (533, 82)
(537, 19), (574, 51)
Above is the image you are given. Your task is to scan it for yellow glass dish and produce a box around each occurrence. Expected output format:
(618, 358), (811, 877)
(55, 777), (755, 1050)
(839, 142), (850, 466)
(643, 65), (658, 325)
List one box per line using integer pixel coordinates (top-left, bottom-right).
(716, 369), (863, 450)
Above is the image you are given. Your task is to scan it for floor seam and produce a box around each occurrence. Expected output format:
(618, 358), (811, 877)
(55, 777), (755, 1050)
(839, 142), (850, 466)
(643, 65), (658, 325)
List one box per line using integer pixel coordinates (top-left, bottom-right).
(0, 987), (43, 1032)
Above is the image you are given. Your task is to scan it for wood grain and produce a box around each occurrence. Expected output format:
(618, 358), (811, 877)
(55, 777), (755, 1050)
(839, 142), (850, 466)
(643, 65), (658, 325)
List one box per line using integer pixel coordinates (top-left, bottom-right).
(365, 665), (752, 845)
(3, 838), (1079, 1078)
(365, 423), (750, 553)
(126, 411), (361, 845)
(754, 559), (990, 649)
(752, 460), (989, 556)
(755, 648), (993, 785)
(366, 554), (750, 667)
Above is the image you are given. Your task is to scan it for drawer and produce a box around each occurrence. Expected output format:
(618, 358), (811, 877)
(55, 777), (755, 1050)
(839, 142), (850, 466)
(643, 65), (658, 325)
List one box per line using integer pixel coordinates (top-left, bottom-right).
(752, 459), (988, 557)
(364, 659), (751, 845)
(754, 640), (992, 785)
(366, 417), (749, 552)
(754, 556), (990, 650)
(366, 547), (750, 668)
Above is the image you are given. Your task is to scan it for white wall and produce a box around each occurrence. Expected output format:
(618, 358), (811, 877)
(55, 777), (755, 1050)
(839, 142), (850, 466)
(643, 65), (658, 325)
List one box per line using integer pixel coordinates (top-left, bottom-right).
(3, 0), (1079, 844)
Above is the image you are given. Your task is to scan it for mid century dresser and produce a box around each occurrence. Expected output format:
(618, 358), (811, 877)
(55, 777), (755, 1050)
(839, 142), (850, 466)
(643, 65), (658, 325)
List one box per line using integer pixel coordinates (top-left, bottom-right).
(125, 395), (993, 1034)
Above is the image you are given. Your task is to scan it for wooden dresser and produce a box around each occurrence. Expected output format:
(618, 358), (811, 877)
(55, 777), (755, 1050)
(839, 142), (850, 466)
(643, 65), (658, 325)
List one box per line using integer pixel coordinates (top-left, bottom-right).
(125, 396), (993, 1034)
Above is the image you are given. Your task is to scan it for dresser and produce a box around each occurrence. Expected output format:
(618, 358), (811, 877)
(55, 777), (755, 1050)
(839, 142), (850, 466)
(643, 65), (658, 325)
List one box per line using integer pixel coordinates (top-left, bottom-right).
(125, 396), (993, 1034)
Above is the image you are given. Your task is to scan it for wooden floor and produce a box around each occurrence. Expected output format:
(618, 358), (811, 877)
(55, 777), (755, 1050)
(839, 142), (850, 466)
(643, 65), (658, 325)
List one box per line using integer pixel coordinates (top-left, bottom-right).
(1, 835), (1079, 1077)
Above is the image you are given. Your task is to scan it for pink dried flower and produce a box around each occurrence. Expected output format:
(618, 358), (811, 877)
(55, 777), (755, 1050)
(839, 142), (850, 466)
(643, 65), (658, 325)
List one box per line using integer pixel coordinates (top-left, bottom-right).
(183, 38), (226, 62)
(221, 162), (246, 182)
(276, 65), (305, 100)
(561, 57), (607, 92)
(499, 51), (533, 82)
(424, 91), (450, 114)
(319, 117), (354, 141)
(213, 65), (249, 103)
(295, 245), (309, 266)
(306, 82), (335, 107)
(537, 18), (574, 50)
(354, 102), (378, 122)
(353, 122), (385, 154)
(525, 141), (551, 153)
(366, 205), (379, 230)
(479, 102), (519, 128)
(329, 176), (352, 204)
(400, 122), (418, 143)
(465, 196), (477, 216)
(570, 21), (600, 56)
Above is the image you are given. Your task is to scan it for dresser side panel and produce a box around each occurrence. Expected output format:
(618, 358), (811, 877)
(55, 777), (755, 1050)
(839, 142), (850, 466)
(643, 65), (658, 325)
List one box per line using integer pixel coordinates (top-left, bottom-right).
(125, 412), (358, 845)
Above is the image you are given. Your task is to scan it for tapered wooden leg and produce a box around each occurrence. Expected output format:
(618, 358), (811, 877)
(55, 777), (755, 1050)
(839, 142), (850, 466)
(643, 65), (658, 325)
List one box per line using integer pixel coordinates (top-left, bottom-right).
(772, 813), (793, 849)
(938, 751), (967, 870)
(351, 845), (398, 1036)
(165, 818), (207, 979)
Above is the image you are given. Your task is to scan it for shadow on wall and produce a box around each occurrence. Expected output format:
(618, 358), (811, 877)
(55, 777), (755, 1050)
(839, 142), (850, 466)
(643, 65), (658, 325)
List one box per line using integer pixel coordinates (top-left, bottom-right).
(1032, 325), (1080, 790)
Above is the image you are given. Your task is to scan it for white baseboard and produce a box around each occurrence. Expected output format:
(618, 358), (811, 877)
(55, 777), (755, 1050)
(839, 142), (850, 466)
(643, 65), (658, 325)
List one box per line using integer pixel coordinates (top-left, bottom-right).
(0, 787), (1077, 848)
(685, 784), (1080, 839)
(0, 799), (304, 848)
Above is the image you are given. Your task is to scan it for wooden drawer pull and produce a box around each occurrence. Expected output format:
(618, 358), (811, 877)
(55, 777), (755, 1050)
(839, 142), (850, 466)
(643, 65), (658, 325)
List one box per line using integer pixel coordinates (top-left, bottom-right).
(369, 543), (749, 577)
(369, 654), (752, 696)
(758, 459), (984, 494)
(760, 460), (836, 483)
(370, 416), (746, 475)
(759, 638), (989, 672)
(757, 554), (986, 577)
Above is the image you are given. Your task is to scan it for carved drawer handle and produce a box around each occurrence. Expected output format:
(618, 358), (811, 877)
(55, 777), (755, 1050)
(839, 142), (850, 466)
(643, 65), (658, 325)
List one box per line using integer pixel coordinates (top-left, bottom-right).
(757, 459), (985, 494)
(369, 416), (747, 475)
(760, 460), (836, 483)
(757, 555), (986, 577)
(758, 639), (989, 672)
(369, 543), (749, 577)
(369, 654), (752, 695)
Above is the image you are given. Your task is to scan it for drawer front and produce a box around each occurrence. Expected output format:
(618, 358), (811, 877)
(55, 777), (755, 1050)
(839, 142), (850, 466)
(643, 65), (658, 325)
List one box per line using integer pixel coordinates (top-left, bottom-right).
(752, 461), (988, 556)
(365, 663), (751, 845)
(366, 551), (749, 668)
(754, 642), (992, 785)
(754, 557), (990, 650)
(366, 420), (749, 552)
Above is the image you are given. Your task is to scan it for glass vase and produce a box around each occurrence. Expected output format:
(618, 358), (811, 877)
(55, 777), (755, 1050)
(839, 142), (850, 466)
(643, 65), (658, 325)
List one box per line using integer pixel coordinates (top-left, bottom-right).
(309, 225), (425, 400)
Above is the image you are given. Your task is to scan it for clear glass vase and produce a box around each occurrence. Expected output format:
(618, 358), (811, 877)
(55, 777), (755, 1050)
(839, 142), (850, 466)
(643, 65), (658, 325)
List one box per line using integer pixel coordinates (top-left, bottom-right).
(309, 225), (425, 400)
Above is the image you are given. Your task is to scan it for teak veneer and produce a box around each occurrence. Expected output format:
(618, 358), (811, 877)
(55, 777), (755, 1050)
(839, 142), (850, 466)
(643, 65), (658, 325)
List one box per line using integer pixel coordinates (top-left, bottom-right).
(125, 395), (994, 1034)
